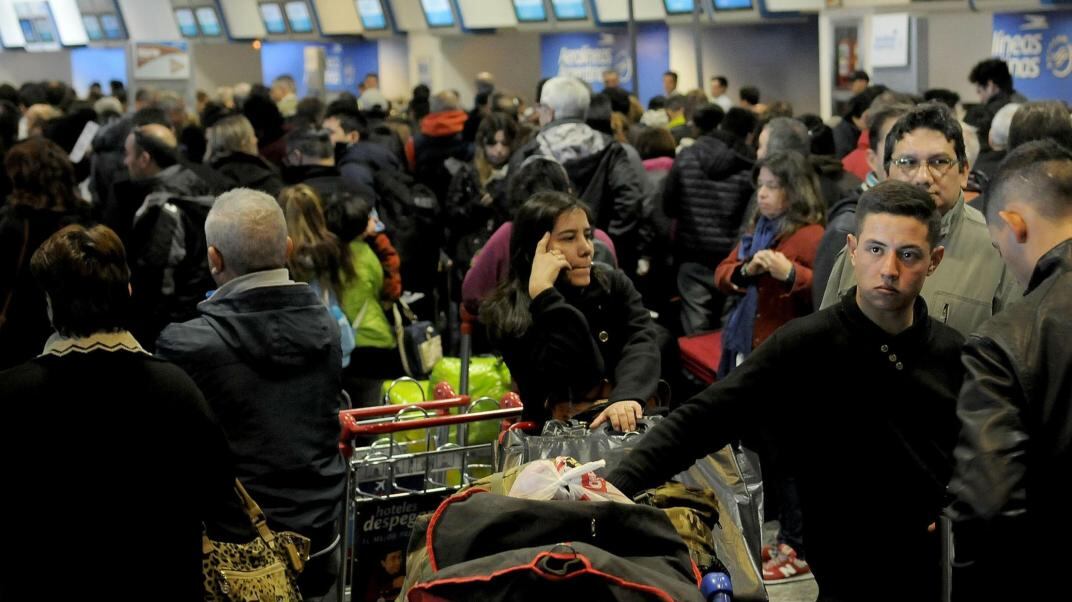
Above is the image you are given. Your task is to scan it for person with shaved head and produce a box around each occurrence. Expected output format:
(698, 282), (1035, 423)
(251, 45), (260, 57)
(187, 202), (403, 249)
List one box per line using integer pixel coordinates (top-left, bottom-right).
(156, 187), (346, 600)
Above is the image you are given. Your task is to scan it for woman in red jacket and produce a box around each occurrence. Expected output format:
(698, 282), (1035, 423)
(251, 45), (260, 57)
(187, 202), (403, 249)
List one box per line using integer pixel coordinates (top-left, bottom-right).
(716, 151), (825, 376)
(715, 150), (824, 582)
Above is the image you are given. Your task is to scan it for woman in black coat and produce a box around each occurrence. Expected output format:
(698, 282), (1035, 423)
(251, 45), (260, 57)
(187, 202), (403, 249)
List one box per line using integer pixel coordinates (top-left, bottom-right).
(481, 191), (659, 431)
(0, 137), (92, 370)
(206, 114), (284, 197)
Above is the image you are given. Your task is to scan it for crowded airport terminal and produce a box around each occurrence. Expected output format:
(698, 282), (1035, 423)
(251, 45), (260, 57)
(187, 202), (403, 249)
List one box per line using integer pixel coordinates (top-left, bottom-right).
(1, 0), (1071, 600)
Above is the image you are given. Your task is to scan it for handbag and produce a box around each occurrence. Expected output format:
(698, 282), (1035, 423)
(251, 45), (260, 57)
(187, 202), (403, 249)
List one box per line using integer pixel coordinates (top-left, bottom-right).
(392, 299), (443, 378)
(202, 479), (311, 602)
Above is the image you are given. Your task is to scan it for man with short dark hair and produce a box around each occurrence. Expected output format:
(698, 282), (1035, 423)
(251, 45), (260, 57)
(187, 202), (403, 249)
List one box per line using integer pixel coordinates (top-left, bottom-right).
(609, 180), (965, 602)
(739, 85), (764, 113)
(157, 188), (346, 600)
(833, 85), (886, 160)
(947, 140), (1072, 601)
(821, 103), (1016, 336)
(965, 58), (1027, 152)
(663, 70), (679, 97)
(849, 70), (870, 95)
(603, 69), (621, 90)
(283, 126), (376, 208)
(323, 105), (402, 192)
(709, 75), (732, 112)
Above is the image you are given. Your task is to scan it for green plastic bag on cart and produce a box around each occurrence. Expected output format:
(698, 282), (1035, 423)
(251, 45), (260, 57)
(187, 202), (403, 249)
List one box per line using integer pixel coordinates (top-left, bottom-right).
(429, 356), (512, 402)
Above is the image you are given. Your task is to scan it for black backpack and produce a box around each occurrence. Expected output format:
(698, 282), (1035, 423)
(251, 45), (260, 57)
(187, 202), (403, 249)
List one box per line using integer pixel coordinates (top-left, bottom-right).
(373, 169), (441, 295)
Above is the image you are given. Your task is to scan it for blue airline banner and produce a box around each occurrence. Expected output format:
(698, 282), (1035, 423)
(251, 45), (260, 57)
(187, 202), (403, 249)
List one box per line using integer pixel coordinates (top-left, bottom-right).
(991, 11), (1072, 103)
(540, 24), (669, 107)
(262, 41), (379, 97)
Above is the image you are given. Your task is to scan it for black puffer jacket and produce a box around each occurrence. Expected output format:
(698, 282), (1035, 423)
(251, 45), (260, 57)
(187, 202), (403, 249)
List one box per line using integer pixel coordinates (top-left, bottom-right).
(211, 152), (284, 197)
(339, 140), (403, 192)
(662, 134), (754, 265)
(947, 239), (1072, 601)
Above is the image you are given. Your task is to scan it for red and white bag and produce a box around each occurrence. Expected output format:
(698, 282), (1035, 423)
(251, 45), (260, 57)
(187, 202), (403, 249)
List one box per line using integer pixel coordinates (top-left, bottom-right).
(508, 457), (633, 503)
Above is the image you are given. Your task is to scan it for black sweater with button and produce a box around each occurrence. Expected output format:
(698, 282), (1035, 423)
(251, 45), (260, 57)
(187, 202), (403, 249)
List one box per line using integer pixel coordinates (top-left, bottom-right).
(608, 289), (965, 601)
(495, 263), (660, 425)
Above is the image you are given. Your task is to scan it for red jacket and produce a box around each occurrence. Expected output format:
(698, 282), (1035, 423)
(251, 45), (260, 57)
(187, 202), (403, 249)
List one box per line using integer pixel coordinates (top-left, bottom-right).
(841, 130), (871, 181)
(715, 223), (824, 350)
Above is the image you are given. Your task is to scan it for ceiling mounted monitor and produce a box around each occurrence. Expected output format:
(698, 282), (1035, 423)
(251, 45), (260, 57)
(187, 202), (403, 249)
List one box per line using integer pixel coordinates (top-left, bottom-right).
(663, 0), (694, 14)
(513, 0), (546, 22)
(195, 6), (222, 36)
(173, 8), (197, 37)
(15, 1), (61, 49)
(283, 1), (313, 33)
(355, 0), (386, 30)
(420, 0), (454, 28)
(712, 0), (752, 11)
(259, 2), (287, 34)
(81, 12), (100, 39)
(550, 0), (586, 21)
(99, 12), (121, 39)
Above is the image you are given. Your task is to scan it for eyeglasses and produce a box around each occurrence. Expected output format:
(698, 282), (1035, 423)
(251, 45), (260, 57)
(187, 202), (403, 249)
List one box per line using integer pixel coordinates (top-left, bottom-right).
(889, 156), (960, 178)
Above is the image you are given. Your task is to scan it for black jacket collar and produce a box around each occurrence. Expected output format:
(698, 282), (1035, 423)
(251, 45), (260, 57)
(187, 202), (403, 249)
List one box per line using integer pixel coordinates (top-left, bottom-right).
(1026, 238), (1072, 295)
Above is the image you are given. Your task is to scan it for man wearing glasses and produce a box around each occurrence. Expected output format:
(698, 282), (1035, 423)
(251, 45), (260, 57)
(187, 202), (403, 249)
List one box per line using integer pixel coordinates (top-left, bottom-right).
(821, 103), (1015, 335)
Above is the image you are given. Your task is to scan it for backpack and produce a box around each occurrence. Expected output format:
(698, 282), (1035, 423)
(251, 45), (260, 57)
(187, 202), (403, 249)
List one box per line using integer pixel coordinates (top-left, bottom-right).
(372, 169), (441, 295)
(309, 282), (355, 368)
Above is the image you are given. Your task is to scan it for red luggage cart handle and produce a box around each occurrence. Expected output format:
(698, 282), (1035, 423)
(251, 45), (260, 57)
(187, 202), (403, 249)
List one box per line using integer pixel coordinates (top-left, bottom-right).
(346, 407), (523, 436)
(339, 396), (471, 428)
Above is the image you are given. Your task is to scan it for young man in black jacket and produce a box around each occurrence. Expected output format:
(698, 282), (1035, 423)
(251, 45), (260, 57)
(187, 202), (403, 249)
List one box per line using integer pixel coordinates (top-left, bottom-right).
(608, 180), (965, 602)
(946, 140), (1072, 601)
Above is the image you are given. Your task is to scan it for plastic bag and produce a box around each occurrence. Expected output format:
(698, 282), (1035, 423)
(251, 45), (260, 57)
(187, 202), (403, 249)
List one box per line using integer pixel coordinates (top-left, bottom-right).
(429, 356), (512, 401)
(508, 457), (633, 504)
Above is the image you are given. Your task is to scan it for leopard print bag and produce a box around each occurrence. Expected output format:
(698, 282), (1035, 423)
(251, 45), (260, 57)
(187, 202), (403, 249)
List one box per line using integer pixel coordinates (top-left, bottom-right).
(203, 480), (311, 601)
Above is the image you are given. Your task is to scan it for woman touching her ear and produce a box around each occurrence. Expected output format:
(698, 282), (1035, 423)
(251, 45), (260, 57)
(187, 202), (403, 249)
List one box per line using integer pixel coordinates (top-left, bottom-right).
(481, 191), (659, 431)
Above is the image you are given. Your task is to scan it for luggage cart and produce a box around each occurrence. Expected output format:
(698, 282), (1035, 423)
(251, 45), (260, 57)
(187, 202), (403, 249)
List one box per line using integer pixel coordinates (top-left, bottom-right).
(336, 389), (523, 602)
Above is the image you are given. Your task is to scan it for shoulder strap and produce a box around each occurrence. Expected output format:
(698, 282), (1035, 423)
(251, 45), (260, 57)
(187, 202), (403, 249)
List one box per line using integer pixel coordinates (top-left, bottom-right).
(233, 478), (277, 545)
(351, 299), (371, 331)
(392, 303), (414, 377)
(0, 221), (31, 329)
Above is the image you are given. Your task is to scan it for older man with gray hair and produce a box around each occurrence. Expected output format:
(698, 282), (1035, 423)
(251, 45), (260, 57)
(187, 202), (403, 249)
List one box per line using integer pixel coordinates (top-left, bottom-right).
(509, 75), (647, 273)
(156, 188), (346, 600)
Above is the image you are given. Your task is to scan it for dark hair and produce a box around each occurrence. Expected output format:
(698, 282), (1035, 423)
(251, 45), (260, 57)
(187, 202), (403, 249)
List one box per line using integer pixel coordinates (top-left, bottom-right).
(720, 107), (758, 143)
(131, 128), (178, 170)
(766, 101), (794, 119)
(475, 112), (520, 180)
(285, 127), (334, 161)
(506, 156), (573, 213)
(201, 102), (233, 129)
(18, 83), (47, 108)
(1007, 100), (1072, 151)
(844, 85), (888, 120)
(0, 83), (17, 106)
(693, 103), (725, 135)
(647, 95), (667, 111)
(586, 93), (614, 135)
(851, 70), (870, 83)
(45, 81), (70, 108)
(0, 99), (20, 152)
(481, 191), (594, 339)
(969, 58), (1014, 93)
(923, 88), (960, 110)
(634, 127), (676, 160)
(132, 107), (169, 128)
(5, 137), (85, 212)
(986, 139), (1072, 220)
(665, 95), (687, 113)
(883, 103), (967, 171)
(491, 91), (523, 119)
(764, 117), (810, 156)
(602, 87), (631, 115)
(295, 97), (325, 127)
(740, 86), (760, 105)
(534, 78), (549, 105)
(752, 151), (824, 238)
(323, 191), (372, 243)
(242, 94), (286, 146)
(712, 76), (728, 88)
(867, 103), (913, 153)
(801, 116), (835, 156)
(663, 71), (678, 83)
(30, 224), (131, 337)
(325, 103), (369, 139)
(855, 180), (942, 249)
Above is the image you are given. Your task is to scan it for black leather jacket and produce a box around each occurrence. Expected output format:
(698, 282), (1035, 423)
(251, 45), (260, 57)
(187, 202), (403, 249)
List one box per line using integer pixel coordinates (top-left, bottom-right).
(947, 238), (1072, 601)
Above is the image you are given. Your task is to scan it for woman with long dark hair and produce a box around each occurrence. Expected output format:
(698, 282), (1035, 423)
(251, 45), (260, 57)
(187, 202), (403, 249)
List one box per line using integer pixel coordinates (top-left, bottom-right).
(481, 191), (659, 431)
(0, 137), (92, 369)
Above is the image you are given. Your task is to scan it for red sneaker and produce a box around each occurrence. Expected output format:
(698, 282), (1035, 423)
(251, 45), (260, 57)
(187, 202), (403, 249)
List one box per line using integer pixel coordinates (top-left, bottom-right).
(762, 547), (811, 583)
(761, 544), (776, 563)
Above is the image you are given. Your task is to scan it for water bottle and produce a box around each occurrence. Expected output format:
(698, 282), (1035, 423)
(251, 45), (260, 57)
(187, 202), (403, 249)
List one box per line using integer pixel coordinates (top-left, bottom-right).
(701, 571), (733, 602)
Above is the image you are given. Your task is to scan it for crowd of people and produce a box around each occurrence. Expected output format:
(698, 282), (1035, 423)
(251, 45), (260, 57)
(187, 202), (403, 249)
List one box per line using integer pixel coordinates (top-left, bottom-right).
(1, 55), (1071, 601)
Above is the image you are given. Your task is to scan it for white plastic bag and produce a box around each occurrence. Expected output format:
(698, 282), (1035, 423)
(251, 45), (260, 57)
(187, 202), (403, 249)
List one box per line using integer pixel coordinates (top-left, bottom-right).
(507, 457), (633, 503)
